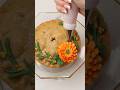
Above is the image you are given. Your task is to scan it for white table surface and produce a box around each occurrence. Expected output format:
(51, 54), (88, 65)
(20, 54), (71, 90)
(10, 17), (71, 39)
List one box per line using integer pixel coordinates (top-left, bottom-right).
(35, 0), (85, 90)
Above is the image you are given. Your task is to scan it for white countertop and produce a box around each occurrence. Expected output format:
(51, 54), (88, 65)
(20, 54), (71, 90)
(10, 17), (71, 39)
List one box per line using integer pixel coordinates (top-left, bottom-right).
(35, 0), (85, 90)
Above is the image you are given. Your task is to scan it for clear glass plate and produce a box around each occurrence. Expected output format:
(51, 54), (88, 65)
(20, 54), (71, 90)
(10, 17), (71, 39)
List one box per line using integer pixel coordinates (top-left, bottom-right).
(35, 12), (85, 79)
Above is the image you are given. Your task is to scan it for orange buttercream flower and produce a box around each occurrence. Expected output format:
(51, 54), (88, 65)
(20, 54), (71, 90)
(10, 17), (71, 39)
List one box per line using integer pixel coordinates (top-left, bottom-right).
(57, 42), (78, 63)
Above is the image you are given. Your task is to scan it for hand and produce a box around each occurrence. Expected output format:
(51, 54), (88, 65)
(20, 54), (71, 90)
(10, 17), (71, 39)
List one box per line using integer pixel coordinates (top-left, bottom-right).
(74, 0), (85, 15)
(54, 0), (85, 15)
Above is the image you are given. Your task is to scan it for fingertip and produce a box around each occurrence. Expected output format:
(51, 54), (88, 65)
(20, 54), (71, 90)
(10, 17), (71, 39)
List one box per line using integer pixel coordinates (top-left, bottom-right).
(61, 9), (67, 14)
(65, 0), (72, 3)
(64, 4), (71, 10)
(56, 5), (67, 14)
(63, 9), (67, 14)
(68, 0), (72, 3)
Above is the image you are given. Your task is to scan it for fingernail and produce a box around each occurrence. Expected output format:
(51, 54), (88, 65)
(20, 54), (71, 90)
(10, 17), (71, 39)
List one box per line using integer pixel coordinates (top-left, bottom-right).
(64, 5), (71, 10)
(63, 9), (67, 14)
(67, 0), (72, 3)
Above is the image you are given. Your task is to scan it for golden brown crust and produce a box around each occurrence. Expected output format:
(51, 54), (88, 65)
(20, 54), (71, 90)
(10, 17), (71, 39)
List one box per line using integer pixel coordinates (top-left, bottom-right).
(35, 20), (69, 56)
(35, 20), (69, 68)
(35, 20), (80, 68)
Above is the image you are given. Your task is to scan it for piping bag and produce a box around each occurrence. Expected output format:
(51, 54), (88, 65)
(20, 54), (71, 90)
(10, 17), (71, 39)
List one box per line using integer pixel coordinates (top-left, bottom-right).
(63, 1), (78, 39)
(63, 0), (99, 37)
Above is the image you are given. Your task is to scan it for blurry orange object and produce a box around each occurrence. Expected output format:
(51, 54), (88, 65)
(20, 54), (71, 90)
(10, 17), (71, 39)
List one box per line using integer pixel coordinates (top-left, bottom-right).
(57, 42), (78, 63)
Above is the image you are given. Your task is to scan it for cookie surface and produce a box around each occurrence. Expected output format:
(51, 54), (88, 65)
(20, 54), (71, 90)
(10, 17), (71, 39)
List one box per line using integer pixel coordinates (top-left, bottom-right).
(35, 20), (69, 56)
